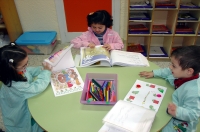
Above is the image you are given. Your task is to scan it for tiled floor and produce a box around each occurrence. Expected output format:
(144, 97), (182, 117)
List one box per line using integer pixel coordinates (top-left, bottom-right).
(0, 43), (170, 131)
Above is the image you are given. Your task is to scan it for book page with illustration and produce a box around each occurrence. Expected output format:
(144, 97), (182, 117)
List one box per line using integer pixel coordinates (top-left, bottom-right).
(51, 67), (84, 97)
(80, 45), (111, 67)
(44, 44), (84, 97)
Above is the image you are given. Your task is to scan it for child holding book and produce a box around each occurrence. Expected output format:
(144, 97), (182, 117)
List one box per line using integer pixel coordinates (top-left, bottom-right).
(71, 10), (124, 50)
(0, 43), (52, 132)
(139, 45), (200, 132)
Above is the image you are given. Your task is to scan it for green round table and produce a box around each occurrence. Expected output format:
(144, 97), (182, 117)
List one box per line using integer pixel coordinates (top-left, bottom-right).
(28, 61), (175, 132)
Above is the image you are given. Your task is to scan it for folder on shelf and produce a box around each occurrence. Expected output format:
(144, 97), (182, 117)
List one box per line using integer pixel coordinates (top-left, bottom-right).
(129, 24), (149, 34)
(152, 25), (171, 34)
(178, 13), (197, 20)
(175, 25), (194, 34)
(130, 1), (152, 8)
(129, 13), (150, 20)
(155, 0), (176, 8)
(129, 24), (148, 31)
(149, 46), (168, 57)
(180, 2), (200, 8)
(127, 44), (144, 53)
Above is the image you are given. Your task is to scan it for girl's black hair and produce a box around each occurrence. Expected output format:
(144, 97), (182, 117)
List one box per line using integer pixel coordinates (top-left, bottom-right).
(87, 10), (113, 28)
(171, 45), (200, 75)
(0, 43), (27, 87)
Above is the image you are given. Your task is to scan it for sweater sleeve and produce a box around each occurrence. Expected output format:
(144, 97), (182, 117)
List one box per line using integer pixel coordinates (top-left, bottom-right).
(153, 68), (175, 86)
(26, 66), (43, 78)
(71, 32), (90, 48)
(109, 32), (124, 50)
(13, 70), (51, 99)
(175, 82), (200, 122)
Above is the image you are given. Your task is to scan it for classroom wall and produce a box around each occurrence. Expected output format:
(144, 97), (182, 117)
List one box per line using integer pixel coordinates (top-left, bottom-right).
(14, 0), (128, 42)
(14, 0), (60, 39)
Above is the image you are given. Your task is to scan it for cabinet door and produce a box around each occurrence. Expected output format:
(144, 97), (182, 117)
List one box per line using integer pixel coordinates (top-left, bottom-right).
(0, 0), (22, 42)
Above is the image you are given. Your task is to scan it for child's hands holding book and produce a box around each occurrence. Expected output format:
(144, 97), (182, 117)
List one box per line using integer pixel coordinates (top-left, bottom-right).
(139, 71), (154, 78)
(42, 62), (52, 71)
(167, 103), (177, 117)
(88, 43), (96, 48)
(103, 43), (111, 50)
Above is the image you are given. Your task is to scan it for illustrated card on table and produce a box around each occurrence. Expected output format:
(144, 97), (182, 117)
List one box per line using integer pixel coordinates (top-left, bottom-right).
(124, 79), (167, 112)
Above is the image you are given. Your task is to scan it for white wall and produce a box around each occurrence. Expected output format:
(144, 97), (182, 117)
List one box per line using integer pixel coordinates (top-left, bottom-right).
(14, 0), (60, 39)
(14, 0), (128, 42)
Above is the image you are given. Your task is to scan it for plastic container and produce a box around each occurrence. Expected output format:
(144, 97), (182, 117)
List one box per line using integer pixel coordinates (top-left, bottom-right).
(15, 31), (57, 55)
(80, 73), (118, 105)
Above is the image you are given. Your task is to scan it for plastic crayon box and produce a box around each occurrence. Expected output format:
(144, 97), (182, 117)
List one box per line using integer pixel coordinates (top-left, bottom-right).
(80, 73), (118, 105)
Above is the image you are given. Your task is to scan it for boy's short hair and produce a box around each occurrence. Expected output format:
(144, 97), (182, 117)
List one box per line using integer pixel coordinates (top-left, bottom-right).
(87, 10), (113, 28)
(171, 45), (200, 75)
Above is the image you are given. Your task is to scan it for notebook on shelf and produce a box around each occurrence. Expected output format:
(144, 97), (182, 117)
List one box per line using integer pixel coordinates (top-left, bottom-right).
(76, 45), (149, 67)
(98, 79), (167, 132)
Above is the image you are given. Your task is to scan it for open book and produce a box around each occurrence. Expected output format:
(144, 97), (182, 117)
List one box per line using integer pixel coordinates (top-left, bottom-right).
(44, 44), (84, 97)
(99, 80), (167, 132)
(77, 45), (149, 67)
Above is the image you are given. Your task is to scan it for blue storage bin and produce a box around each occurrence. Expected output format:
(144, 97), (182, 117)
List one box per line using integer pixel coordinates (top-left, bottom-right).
(15, 31), (57, 55)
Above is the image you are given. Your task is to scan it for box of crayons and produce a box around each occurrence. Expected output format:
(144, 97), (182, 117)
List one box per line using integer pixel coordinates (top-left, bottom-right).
(80, 73), (118, 105)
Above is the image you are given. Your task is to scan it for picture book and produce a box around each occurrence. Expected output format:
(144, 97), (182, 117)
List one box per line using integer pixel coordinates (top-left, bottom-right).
(78, 45), (149, 67)
(44, 44), (84, 97)
(98, 80), (167, 132)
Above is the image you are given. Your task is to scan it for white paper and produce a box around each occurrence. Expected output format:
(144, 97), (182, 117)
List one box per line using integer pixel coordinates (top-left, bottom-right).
(149, 47), (165, 55)
(102, 100), (156, 132)
(110, 50), (149, 67)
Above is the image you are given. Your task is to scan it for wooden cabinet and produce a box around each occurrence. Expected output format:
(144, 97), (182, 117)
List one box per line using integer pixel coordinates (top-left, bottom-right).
(127, 0), (200, 60)
(0, 0), (22, 42)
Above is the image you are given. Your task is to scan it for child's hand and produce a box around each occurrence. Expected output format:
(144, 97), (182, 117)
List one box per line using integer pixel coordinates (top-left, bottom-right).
(103, 44), (111, 50)
(167, 103), (177, 117)
(42, 62), (52, 71)
(88, 43), (95, 48)
(139, 71), (154, 78)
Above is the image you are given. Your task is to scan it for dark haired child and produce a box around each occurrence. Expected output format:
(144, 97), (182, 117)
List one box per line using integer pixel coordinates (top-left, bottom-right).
(71, 10), (124, 50)
(0, 43), (52, 132)
(139, 45), (200, 132)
